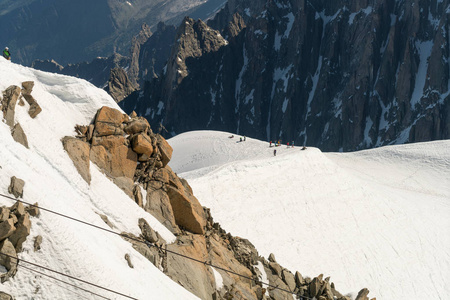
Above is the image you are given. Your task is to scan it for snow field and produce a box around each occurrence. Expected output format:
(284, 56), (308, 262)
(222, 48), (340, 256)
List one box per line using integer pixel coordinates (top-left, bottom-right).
(168, 131), (450, 300)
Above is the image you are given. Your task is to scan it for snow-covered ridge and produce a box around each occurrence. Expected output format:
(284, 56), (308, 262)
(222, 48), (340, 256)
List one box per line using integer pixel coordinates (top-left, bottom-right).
(169, 131), (450, 300)
(0, 59), (198, 299)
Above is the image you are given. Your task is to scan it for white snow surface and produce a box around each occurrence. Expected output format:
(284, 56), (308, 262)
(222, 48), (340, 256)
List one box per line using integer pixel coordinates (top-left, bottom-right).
(0, 60), (198, 299)
(168, 130), (450, 300)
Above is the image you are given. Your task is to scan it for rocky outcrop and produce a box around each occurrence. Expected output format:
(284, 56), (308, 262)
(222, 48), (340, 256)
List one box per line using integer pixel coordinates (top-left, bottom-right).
(11, 123), (29, 149)
(0, 201), (39, 283)
(120, 0), (450, 152)
(68, 106), (205, 235)
(21, 81), (42, 119)
(106, 68), (136, 103)
(62, 137), (91, 184)
(8, 177), (25, 199)
(1, 86), (21, 127)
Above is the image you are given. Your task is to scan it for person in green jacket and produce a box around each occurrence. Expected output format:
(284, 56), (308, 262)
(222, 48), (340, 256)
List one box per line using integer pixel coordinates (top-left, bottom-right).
(3, 47), (11, 60)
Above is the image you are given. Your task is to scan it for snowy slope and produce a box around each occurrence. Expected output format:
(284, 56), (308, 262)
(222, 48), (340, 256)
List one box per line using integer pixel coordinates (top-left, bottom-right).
(0, 59), (198, 299)
(169, 131), (450, 300)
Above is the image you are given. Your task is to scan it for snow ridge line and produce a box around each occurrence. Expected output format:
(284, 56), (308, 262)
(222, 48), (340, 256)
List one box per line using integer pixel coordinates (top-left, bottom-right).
(0, 193), (314, 299)
(0, 251), (135, 299)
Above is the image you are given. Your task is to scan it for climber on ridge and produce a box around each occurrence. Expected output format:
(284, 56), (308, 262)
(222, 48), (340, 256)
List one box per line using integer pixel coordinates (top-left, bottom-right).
(3, 47), (11, 60)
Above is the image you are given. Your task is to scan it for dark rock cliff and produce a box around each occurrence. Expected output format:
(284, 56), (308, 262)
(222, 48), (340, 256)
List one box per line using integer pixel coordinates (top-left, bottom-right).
(120, 0), (450, 151)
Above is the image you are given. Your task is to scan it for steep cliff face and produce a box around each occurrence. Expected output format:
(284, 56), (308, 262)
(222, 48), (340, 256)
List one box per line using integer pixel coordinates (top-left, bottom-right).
(121, 0), (450, 151)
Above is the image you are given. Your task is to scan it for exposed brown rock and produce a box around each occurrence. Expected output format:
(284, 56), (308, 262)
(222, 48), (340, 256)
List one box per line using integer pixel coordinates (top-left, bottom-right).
(166, 186), (206, 234)
(124, 118), (150, 135)
(0, 239), (17, 282)
(22, 94), (42, 119)
(62, 136), (91, 184)
(131, 134), (153, 156)
(355, 288), (370, 300)
(9, 213), (31, 252)
(94, 106), (125, 137)
(0, 208), (10, 222)
(138, 218), (159, 243)
(11, 123), (29, 148)
(156, 134), (173, 167)
(10, 202), (26, 217)
(90, 135), (137, 179)
(25, 203), (40, 217)
(21, 81), (34, 95)
(0, 219), (16, 241)
(1, 86), (21, 127)
(145, 189), (178, 234)
(8, 177), (25, 199)
(113, 176), (135, 198)
(125, 253), (134, 268)
(34, 235), (43, 251)
(133, 185), (143, 207)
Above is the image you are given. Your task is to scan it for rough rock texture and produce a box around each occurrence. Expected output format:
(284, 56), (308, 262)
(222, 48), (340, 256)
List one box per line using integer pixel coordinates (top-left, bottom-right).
(0, 239), (17, 283)
(34, 235), (43, 252)
(8, 177), (25, 199)
(1, 86), (21, 127)
(11, 123), (29, 149)
(106, 68), (136, 103)
(0, 291), (14, 300)
(22, 94), (42, 119)
(62, 137), (91, 184)
(166, 186), (206, 234)
(121, 0), (450, 152)
(0, 202), (38, 283)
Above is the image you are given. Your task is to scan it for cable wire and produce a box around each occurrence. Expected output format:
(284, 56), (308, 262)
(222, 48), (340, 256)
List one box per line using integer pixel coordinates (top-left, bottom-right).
(20, 264), (110, 300)
(0, 193), (313, 299)
(0, 251), (136, 300)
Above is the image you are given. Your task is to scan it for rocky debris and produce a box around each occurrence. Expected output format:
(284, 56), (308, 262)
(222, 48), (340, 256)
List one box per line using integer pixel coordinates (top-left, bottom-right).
(124, 253), (134, 268)
(62, 137), (91, 184)
(96, 213), (115, 229)
(8, 177), (25, 199)
(106, 68), (136, 103)
(0, 239), (17, 283)
(33, 235), (43, 252)
(0, 220), (15, 241)
(25, 203), (39, 217)
(138, 218), (158, 243)
(0, 201), (38, 282)
(11, 123), (29, 149)
(20, 81), (42, 119)
(355, 288), (371, 300)
(1, 86), (21, 127)
(0, 291), (14, 300)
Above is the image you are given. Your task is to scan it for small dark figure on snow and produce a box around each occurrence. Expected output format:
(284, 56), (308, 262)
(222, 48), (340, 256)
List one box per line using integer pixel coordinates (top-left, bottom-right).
(270, 141), (272, 147)
(301, 145), (307, 150)
(273, 149), (277, 156)
(244, 136), (246, 141)
(240, 137), (242, 142)
(3, 47), (11, 60)
(229, 135), (234, 138)
(292, 141), (294, 148)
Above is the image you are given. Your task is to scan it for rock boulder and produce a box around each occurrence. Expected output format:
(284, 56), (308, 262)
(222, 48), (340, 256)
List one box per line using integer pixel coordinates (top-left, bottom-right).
(62, 136), (91, 184)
